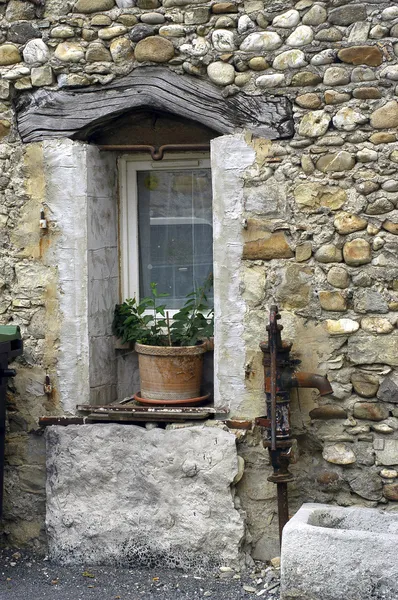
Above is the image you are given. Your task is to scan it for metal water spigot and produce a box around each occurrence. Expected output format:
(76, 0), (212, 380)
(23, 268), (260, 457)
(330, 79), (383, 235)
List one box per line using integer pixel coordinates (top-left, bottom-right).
(256, 305), (332, 546)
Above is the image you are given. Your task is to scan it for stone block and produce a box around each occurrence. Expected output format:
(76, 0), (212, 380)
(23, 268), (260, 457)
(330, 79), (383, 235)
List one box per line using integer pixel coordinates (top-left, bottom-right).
(281, 503), (398, 600)
(243, 231), (293, 260)
(46, 424), (244, 568)
(375, 439), (398, 466)
(353, 402), (388, 421)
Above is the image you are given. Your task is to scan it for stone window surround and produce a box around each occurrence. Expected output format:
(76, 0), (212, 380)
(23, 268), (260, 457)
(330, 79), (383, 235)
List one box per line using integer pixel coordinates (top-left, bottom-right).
(42, 134), (257, 417)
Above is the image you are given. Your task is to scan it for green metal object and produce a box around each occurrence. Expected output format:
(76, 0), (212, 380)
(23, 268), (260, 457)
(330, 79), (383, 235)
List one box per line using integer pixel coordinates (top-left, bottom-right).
(0, 325), (21, 343)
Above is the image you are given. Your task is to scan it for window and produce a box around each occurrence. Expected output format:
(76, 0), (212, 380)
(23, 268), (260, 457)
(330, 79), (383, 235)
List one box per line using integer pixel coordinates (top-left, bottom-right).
(120, 155), (213, 309)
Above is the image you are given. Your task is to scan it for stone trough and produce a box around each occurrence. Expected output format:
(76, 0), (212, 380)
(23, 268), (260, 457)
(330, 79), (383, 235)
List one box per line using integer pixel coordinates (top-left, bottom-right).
(281, 503), (398, 600)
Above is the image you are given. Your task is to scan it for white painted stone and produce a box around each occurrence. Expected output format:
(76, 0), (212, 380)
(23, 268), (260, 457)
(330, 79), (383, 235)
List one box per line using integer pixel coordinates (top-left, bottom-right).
(286, 25), (313, 47)
(211, 135), (256, 416)
(23, 39), (50, 64)
(333, 107), (368, 131)
(43, 140), (90, 414)
(255, 73), (285, 88)
(272, 9), (300, 28)
(323, 443), (356, 465)
(2, 65), (30, 80)
(272, 49), (307, 70)
(240, 32), (282, 52)
(207, 61), (235, 86)
(46, 424), (245, 568)
(212, 29), (236, 52)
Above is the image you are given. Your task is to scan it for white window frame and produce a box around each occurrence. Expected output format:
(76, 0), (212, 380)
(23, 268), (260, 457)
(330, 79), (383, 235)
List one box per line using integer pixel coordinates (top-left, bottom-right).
(119, 153), (212, 311)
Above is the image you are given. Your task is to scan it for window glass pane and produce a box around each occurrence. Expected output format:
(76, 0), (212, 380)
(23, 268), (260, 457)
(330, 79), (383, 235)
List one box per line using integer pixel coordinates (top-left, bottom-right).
(137, 169), (213, 309)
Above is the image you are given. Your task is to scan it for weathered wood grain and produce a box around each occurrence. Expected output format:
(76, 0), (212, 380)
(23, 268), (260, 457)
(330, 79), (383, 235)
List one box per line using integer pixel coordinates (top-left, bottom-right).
(15, 67), (293, 143)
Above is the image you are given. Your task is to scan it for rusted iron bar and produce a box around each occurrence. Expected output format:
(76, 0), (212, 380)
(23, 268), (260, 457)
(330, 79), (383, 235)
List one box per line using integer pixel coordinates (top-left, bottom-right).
(97, 143), (210, 160)
(259, 305), (333, 547)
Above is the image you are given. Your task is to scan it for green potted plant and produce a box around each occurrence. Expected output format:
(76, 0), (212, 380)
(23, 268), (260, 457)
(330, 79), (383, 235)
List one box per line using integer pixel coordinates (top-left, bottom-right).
(112, 278), (214, 405)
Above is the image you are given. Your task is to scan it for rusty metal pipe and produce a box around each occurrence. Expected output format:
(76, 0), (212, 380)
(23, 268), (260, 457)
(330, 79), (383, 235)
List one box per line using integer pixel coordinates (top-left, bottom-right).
(97, 143), (210, 160)
(289, 371), (333, 396)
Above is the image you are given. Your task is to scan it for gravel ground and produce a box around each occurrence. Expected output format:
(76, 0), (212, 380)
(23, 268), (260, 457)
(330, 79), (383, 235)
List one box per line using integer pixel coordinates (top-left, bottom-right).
(0, 550), (281, 600)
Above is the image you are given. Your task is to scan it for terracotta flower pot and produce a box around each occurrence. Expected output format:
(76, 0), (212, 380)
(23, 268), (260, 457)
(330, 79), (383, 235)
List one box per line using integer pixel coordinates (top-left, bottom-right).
(135, 342), (207, 401)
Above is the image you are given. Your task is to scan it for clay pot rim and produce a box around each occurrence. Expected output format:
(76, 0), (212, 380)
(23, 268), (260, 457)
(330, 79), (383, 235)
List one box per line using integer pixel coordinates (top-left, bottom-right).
(135, 342), (207, 356)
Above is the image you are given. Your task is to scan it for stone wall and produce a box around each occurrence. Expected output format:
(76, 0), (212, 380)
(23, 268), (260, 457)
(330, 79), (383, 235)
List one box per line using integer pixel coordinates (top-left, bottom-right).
(2, 0), (398, 561)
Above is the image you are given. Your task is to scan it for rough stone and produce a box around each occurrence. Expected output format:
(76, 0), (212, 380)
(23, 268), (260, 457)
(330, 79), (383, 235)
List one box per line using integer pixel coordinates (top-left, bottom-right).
(309, 406), (347, 420)
(248, 57), (268, 71)
(317, 152), (355, 173)
(135, 37), (174, 63)
(54, 42), (85, 62)
(46, 425), (244, 567)
(333, 107), (367, 132)
(31, 65), (54, 87)
(256, 74), (285, 88)
(334, 213), (367, 235)
(295, 93), (321, 109)
(354, 290), (388, 314)
(86, 43), (112, 62)
(323, 67), (350, 86)
(243, 232), (293, 260)
(329, 4), (367, 26)
(74, 0), (115, 13)
(8, 22), (41, 45)
(337, 46), (383, 67)
(207, 62), (235, 85)
(384, 484), (398, 500)
(327, 266), (349, 288)
(0, 44), (22, 66)
(323, 444), (356, 465)
(291, 72), (322, 87)
(357, 148), (378, 163)
(212, 29), (235, 51)
(351, 372), (379, 398)
(380, 469), (397, 479)
(370, 101), (398, 129)
(361, 318), (394, 335)
(51, 25), (75, 38)
(375, 439), (398, 466)
(343, 239), (371, 266)
(378, 372), (398, 404)
(382, 220), (398, 235)
(98, 26), (127, 40)
(349, 22), (371, 43)
(319, 291), (347, 312)
(286, 26), (313, 47)
(347, 469), (382, 501)
(294, 183), (346, 211)
(311, 49), (335, 66)
(353, 402), (388, 421)
(315, 27), (343, 42)
(240, 32), (282, 52)
(366, 198), (395, 215)
(370, 132), (396, 145)
(295, 242), (312, 262)
(130, 25), (157, 42)
(324, 90), (351, 105)
(302, 5), (326, 26)
(315, 244), (343, 263)
(110, 38), (134, 62)
(298, 111), (330, 138)
(325, 319), (359, 336)
(272, 9), (300, 28)
(353, 87), (381, 100)
(212, 3), (238, 13)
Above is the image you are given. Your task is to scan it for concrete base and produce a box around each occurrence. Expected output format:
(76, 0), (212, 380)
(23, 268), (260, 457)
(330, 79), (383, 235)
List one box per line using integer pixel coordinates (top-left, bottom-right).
(45, 424), (245, 571)
(281, 503), (398, 600)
